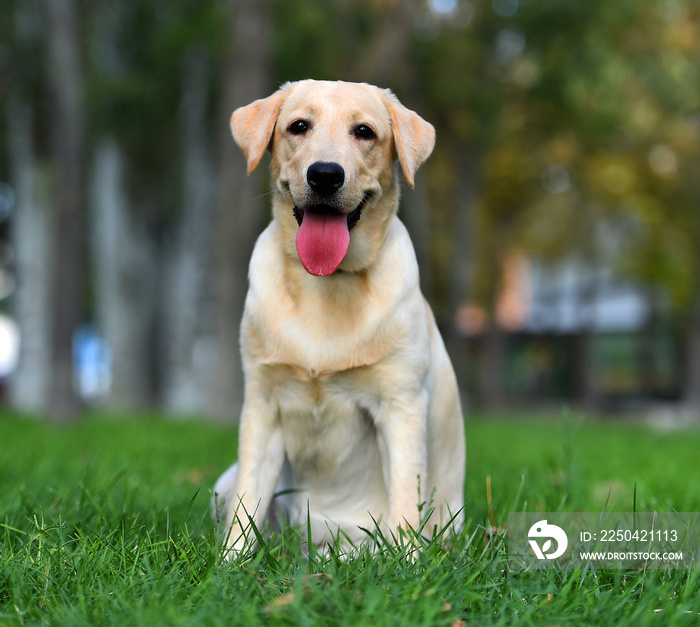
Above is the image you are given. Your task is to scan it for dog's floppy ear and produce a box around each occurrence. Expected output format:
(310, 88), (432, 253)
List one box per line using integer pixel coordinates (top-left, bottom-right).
(384, 91), (436, 188)
(231, 86), (288, 174)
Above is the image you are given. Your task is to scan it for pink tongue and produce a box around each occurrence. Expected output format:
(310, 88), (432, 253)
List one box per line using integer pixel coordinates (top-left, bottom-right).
(295, 209), (350, 276)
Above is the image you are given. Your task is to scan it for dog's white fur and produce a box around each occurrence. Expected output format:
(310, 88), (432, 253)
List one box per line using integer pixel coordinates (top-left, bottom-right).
(212, 80), (465, 552)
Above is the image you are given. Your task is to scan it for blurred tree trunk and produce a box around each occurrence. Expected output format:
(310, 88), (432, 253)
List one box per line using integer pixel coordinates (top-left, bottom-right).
(89, 2), (158, 412)
(207, 0), (270, 422)
(91, 141), (156, 410)
(162, 48), (214, 416)
(7, 98), (52, 414)
(572, 329), (595, 410)
(681, 194), (700, 416)
(350, 0), (414, 89)
(447, 147), (479, 405)
(401, 172), (434, 299)
(681, 320), (700, 414)
(478, 314), (507, 411)
(475, 197), (507, 412)
(637, 289), (661, 400)
(681, 242), (700, 416)
(572, 252), (599, 412)
(46, 0), (84, 421)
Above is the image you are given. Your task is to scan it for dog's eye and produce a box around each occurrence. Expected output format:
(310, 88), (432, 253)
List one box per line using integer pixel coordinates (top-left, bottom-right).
(288, 120), (309, 135)
(354, 124), (376, 140)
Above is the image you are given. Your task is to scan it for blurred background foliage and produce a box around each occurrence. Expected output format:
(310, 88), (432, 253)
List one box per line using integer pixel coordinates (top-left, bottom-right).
(0, 0), (698, 421)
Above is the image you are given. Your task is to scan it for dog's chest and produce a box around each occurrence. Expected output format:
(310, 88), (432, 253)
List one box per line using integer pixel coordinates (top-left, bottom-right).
(246, 308), (397, 380)
(268, 364), (381, 480)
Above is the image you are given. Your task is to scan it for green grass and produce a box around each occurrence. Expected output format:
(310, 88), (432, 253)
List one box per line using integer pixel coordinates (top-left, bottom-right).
(1, 412), (699, 626)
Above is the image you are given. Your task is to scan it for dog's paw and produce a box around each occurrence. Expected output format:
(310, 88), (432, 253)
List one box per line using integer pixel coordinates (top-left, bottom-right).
(218, 522), (257, 564)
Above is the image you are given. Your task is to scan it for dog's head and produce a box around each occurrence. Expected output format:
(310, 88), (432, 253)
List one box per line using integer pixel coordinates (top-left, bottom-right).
(231, 80), (435, 276)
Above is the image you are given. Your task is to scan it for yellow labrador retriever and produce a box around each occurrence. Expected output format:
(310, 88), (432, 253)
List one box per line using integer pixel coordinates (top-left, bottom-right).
(213, 80), (465, 553)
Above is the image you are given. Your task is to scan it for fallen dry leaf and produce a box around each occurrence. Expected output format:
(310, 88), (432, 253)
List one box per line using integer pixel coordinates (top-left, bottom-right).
(263, 592), (295, 612)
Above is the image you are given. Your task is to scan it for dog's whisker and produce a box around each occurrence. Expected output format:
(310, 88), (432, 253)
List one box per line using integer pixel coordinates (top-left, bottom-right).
(248, 189), (277, 202)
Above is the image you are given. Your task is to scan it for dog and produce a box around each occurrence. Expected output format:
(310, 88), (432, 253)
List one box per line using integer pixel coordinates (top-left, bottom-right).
(212, 80), (465, 554)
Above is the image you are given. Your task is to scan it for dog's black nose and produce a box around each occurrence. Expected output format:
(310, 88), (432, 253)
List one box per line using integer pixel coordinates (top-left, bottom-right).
(307, 161), (345, 196)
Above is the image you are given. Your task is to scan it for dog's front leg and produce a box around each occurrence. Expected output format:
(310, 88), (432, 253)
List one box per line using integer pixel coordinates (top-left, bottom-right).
(223, 393), (284, 556)
(376, 392), (429, 537)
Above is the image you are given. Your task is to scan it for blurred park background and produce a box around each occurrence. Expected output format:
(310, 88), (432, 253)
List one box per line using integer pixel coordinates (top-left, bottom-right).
(0, 0), (698, 423)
